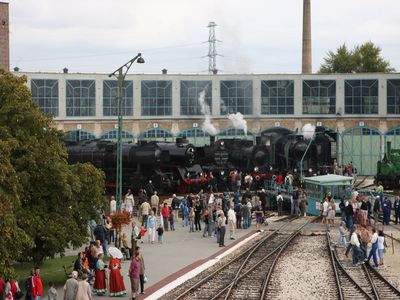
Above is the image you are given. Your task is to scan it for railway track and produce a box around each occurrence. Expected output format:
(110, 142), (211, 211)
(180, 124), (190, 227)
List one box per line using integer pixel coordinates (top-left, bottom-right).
(174, 216), (314, 300)
(329, 232), (400, 299)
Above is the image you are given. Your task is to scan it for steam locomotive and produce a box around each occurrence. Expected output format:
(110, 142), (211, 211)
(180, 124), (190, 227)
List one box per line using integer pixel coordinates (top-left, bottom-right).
(65, 126), (336, 194)
(376, 141), (400, 189)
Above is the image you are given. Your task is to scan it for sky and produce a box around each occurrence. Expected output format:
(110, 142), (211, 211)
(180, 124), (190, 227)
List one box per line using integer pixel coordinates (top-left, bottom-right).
(7, 0), (400, 74)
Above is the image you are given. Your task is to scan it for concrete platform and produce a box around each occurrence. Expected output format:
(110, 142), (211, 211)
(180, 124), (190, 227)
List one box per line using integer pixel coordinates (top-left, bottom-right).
(55, 216), (256, 299)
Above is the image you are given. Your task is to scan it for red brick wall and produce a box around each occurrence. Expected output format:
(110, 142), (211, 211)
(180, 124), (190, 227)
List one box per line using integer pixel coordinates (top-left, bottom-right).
(0, 2), (10, 71)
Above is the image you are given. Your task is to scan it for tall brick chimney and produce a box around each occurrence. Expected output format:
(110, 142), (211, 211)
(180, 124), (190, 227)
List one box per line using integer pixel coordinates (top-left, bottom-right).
(302, 0), (312, 74)
(0, 2), (9, 71)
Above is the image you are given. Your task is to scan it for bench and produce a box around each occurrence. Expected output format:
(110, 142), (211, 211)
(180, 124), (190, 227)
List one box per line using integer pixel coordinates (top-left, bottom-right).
(63, 263), (74, 278)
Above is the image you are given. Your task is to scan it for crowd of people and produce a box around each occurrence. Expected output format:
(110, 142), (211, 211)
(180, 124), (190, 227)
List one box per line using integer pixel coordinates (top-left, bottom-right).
(333, 188), (400, 268)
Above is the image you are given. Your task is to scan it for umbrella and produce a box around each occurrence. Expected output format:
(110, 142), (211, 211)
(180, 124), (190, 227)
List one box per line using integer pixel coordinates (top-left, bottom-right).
(108, 246), (123, 259)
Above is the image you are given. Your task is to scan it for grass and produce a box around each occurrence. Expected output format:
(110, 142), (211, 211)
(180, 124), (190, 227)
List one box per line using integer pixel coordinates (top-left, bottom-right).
(14, 255), (76, 295)
(14, 255), (111, 295)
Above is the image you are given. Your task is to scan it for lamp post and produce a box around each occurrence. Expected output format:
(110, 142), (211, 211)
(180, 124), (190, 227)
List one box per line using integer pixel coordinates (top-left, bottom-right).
(109, 53), (145, 211)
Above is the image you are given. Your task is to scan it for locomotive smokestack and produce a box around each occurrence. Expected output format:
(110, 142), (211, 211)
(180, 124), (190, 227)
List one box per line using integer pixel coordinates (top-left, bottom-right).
(302, 0), (312, 74)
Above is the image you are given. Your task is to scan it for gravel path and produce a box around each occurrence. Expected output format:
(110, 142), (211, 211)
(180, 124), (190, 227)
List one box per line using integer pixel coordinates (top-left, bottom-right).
(265, 235), (338, 300)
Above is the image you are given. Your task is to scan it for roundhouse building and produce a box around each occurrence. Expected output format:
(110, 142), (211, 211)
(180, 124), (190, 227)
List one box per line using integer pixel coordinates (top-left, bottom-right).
(16, 71), (400, 176)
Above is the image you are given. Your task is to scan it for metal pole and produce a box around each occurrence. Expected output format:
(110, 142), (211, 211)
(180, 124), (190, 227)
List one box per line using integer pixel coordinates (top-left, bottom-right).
(116, 69), (123, 211)
(300, 134), (315, 181)
(109, 53), (144, 212)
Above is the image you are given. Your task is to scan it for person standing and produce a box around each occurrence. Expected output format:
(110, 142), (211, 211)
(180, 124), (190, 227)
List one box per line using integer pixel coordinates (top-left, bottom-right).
(292, 188), (300, 216)
(322, 197), (329, 224)
(4, 277), (20, 300)
(327, 199), (336, 227)
(227, 204), (237, 240)
(130, 221), (139, 258)
(74, 274), (92, 300)
(300, 192), (308, 217)
(394, 196), (400, 225)
(377, 230), (385, 265)
(128, 252), (140, 300)
(171, 194), (180, 221)
(108, 256), (126, 297)
(169, 208), (175, 231)
(350, 227), (362, 266)
(217, 211), (227, 247)
(258, 189), (267, 213)
(373, 197), (380, 225)
(125, 189), (135, 218)
(31, 267), (43, 300)
(254, 200), (264, 232)
(277, 192), (283, 216)
(0, 276), (5, 300)
(156, 224), (164, 244)
(110, 196), (117, 215)
(92, 253), (106, 295)
(161, 203), (170, 231)
(135, 247), (146, 295)
(336, 221), (348, 247)
(63, 271), (78, 300)
(47, 282), (57, 300)
(382, 198), (391, 225)
(147, 211), (157, 244)
(367, 228), (379, 268)
(94, 221), (107, 255)
(194, 199), (202, 231)
(140, 201), (151, 228)
(188, 207), (195, 233)
(150, 191), (159, 215)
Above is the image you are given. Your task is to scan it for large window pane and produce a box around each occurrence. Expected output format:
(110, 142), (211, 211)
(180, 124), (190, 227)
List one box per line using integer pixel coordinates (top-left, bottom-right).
(66, 80), (96, 116)
(220, 80), (253, 115)
(345, 79), (378, 114)
(261, 80), (294, 115)
(180, 81), (212, 115)
(31, 79), (59, 116)
(141, 81), (172, 116)
(103, 80), (133, 116)
(303, 80), (336, 114)
(387, 79), (400, 114)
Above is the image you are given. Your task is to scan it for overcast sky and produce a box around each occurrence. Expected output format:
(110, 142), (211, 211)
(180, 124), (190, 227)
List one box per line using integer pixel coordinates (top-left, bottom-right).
(8, 0), (400, 74)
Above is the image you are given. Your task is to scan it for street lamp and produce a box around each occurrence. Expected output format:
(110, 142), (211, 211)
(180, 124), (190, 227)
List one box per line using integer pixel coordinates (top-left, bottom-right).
(109, 53), (145, 211)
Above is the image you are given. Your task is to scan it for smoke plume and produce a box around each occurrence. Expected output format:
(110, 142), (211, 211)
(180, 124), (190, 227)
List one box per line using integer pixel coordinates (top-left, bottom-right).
(301, 123), (315, 140)
(228, 112), (247, 135)
(198, 90), (219, 136)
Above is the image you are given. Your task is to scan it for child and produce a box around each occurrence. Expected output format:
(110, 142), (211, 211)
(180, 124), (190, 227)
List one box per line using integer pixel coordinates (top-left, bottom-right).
(336, 221), (348, 247)
(377, 230), (385, 265)
(169, 209), (175, 231)
(48, 281), (58, 300)
(137, 226), (147, 244)
(5, 292), (13, 300)
(121, 233), (130, 260)
(156, 224), (164, 244)
(189, 207), (195, 232)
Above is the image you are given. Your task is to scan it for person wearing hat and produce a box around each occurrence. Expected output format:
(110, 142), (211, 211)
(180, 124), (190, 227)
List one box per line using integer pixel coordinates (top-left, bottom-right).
(63, 271), (78, 300)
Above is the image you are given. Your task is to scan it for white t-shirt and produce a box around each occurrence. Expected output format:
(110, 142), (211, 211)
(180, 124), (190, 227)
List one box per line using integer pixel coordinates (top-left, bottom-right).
(377, 236), (385, 250)
(323, 201), (329, 215)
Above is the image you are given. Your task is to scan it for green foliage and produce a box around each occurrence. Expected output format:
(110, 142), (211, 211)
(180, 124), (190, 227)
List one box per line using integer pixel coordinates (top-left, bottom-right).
(0, 70), (106, 275)
(319, 42), (395, 73)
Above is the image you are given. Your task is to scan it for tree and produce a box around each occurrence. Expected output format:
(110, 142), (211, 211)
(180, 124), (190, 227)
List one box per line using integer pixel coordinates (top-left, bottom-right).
(319, 42), (395, 73)
(0, 70), (106, 270)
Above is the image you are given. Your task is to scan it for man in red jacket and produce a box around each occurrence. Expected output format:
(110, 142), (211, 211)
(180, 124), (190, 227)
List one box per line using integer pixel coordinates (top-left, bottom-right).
(31, 267), (43, 300)
(0, 276), (6, 300)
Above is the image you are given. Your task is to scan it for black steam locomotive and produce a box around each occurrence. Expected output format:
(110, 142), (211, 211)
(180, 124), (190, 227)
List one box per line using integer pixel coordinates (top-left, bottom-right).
(65, 126), (336, 194)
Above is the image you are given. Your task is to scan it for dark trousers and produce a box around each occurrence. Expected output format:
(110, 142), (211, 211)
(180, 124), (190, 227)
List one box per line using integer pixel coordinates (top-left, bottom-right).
(142, 214), (148, 228)
(195, 216), (201, 230)
(219, 226), (226, 246)
(163, 217), (169, 231)
(139, 274), (145, 293)
(278, 201), (283, 216)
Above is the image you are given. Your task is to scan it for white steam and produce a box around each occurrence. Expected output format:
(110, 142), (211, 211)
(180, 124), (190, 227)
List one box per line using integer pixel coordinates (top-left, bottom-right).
(198, 90), (219, 136)
(301, 123), (316, 140)
(228, 112), (247, 135)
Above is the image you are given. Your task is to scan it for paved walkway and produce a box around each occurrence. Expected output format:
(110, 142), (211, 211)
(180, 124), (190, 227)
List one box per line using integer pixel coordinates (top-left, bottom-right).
(55, 216), (255, 299)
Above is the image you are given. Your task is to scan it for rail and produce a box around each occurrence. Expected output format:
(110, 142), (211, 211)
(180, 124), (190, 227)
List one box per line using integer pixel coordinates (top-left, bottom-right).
(174, 216), (300, 300)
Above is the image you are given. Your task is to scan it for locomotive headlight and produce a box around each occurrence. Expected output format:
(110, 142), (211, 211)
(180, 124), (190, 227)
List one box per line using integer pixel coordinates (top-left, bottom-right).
(186, 172), (190, 178)
(270, 166), (273, 171)
(220, 141), (224, 146)
(254, 167), (259, 172)
(294, 168), (297, 173)
(221, 171), (225, 176)
(200, 172), (203, 177)
(308, 168), (313, 173)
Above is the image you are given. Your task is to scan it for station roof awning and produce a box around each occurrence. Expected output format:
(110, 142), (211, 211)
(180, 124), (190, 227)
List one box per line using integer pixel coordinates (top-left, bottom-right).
(304, 174), (353, 186)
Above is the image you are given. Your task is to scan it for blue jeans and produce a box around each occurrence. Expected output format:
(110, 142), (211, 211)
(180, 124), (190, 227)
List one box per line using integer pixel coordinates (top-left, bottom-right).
(31, 297), (41, 300)
(367, 241), (378, 267)
(183, 216), (189, 227)
(141, 214), (148, 228)
(336, 233), (347, 247)
(189, 220), (194, 232)
(216, 228), (220, 244)
(203, 224), (209, 237)
(347, 215), (354, 231)
(209, 222), (215, 236)
(170, 221), (175, 231)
